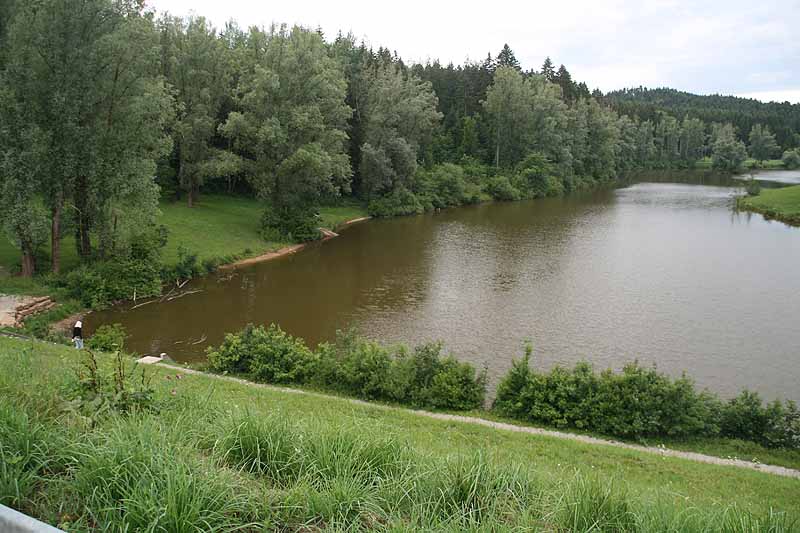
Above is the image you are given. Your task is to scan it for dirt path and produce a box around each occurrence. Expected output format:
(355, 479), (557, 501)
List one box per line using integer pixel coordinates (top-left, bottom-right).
(220, 216), (371, 270)
(157, 362), (800, 480)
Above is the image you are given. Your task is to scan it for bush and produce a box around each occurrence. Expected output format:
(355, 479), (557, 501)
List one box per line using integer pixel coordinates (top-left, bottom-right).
(208, 326), (486, 411)
(207, 324), (316, 384)
(262, 205), (321, 243)
(484, 175), (521, 201)
(367, 187), (424, 217)
(62, 258), (162, 309)
(494, 347), (719, 440)
(516, 152), (564, 198)
(721, 391), (800, 448)
(86, 323), (128, 352)
(782, 149), (800, 169)
(493, 347), (799, 448)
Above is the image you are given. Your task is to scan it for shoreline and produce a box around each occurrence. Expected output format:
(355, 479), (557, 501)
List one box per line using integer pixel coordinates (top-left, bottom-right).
(736, 185), (800, 227)
(219, 215), (372, 270)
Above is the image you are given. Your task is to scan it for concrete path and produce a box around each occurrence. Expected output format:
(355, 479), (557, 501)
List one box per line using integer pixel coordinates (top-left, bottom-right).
(157, 362), (800, 480)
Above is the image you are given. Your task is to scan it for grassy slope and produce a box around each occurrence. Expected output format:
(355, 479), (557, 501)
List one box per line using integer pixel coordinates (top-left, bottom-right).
(1, 336), (798, 531)
(0, 194), (368, 278)
(739, 185), (800, 225)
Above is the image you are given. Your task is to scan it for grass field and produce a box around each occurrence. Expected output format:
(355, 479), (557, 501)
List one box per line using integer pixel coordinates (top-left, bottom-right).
(0, 195), (368, 279)
(738, 185), (800, 226)
(1, 336), (798, 531)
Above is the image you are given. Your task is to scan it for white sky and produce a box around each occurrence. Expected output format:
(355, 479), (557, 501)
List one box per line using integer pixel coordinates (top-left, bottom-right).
(145, 0), (800, 103)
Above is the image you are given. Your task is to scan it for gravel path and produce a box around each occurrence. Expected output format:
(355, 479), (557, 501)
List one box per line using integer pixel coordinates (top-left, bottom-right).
(158, 362), (800, 480)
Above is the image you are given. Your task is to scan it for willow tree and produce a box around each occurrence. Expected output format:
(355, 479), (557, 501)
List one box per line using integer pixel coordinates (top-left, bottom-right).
(0, 0), (173, 272)
(220, 25), (351, 238)
(358, 64), (441, 199)
(159, 15), (233, 206)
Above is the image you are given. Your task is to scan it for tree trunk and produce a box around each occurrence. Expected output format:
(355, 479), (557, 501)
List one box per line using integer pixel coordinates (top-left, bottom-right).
(74, 176), (91, 258)
(21, 247), (35, 277)
(50, 198), (62, 274)
(187, 179), (194, 207)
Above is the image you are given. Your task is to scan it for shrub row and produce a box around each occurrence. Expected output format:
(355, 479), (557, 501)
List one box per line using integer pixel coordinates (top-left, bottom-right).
(367, 154), (599, 218)
(206, 327), (799, 449)
(494, 345), (800, 448)
(207, 324), (487, 411)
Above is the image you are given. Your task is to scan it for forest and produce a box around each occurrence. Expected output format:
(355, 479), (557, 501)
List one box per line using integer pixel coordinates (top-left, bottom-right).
(1, 0), (800, 283)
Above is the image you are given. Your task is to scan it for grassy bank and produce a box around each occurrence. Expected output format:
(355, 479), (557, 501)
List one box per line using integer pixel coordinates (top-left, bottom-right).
(694, 158), (785, 170)
(0, 195), (369, 277)
(1, 336), (798, 531)
(738, 185), (800, 226)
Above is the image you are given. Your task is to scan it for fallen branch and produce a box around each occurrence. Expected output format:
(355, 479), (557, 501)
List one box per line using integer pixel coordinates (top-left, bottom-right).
(166, 289), (203, 302)
(130, 298), (157, 310)
(191, 334), (207, 345)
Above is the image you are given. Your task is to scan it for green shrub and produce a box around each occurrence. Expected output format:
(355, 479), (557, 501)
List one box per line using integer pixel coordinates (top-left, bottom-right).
(262, 205), (321, 243)
(86, 323), (127, 352)
(62, 257), (162, 309)
(207, 324), (316, 384)
(208, 326), (486, 411)
(166, 245), (200, 283)
(721, 391), (800, 448)
(494, 347), (798, 448)
(781, 149), (800, 169)
(367, 187), (425, 217)
(494, 348), (719, 440)
(516, 152), (564, 198)
(484, 175), (521, 201)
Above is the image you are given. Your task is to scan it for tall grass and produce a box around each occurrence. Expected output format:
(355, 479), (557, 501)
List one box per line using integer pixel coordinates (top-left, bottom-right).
(0, 341), (797, 532)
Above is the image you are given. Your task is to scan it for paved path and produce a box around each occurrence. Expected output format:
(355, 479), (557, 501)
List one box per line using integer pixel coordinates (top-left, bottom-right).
(156, 362), (800, 480)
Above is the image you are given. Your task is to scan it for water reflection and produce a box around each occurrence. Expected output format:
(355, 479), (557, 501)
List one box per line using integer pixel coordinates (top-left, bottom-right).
(92, 175), (800, 402)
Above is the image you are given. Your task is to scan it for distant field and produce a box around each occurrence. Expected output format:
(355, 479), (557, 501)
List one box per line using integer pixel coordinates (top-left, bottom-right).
(739, 185), (800, 226)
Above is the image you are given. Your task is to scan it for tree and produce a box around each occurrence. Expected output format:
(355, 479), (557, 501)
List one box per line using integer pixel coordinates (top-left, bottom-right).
(554, 64), (575, 102)
(711, 123), (747, 171)
(159, 15), (234, 206)
(541, 57), (556, 82)
(483, 66), (532, 168)
(358, 64), (441, 198)
(495, 44), (521, 71)
(679, 116), (706, 166)
(0, 0), (172, 271)
(748, 124), (779, 164)
(220, 26), (351, 236)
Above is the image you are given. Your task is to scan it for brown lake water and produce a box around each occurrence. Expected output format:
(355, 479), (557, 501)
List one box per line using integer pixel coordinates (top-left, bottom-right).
(91, 174), (800, 401)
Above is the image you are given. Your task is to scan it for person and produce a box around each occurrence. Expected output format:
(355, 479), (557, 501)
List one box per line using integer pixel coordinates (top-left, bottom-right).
(73, 320), (84, 350)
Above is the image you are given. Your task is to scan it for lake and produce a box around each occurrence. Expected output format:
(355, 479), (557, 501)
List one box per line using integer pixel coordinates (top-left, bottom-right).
(91, 172), (800, 401)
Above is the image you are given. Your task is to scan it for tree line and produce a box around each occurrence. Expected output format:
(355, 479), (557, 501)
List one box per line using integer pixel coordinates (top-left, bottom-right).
(1, 0), (798, 279)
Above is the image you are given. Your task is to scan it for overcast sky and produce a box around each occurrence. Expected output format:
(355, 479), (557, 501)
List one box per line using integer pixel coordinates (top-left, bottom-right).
(146, 0), (800, 103)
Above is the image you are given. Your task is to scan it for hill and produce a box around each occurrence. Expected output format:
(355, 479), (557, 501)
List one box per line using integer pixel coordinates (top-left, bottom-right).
(606, 87), (800, 149)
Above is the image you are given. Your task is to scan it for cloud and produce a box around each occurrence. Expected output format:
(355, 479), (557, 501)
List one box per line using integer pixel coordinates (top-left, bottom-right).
(145, 0), (799, 102)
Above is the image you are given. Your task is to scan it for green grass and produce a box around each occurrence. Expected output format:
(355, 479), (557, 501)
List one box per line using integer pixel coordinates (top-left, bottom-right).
(0, 194), (368, 284)
(159, 195), (368, 264)
(1, 336), (798, 531)
(739, 185), (800, 226)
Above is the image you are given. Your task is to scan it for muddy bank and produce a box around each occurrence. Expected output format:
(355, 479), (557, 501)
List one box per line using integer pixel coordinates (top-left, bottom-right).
(220, 216), (371, 270)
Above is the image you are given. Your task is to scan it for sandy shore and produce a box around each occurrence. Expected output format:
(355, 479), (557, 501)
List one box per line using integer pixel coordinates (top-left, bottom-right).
(220, 216), (371, 270)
